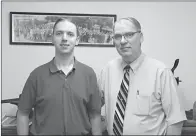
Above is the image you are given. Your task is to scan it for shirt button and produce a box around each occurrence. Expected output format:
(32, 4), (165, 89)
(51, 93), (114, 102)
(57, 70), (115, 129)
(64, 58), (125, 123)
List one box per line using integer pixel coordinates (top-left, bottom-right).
(64, 85), (68, 89)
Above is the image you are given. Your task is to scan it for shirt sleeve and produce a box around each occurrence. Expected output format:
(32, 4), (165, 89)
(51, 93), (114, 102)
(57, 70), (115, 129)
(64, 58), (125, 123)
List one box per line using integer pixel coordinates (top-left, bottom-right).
(98, 68), (105, 107)
(160, 68), (187, 126)
(18, 72), (36, 114)
(87, 69), (102, 114)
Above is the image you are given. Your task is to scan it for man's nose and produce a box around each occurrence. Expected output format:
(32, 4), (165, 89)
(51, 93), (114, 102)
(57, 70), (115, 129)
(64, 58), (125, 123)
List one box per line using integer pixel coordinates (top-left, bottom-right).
(62, 33), (68, 40)
(120, 35), (127, 44)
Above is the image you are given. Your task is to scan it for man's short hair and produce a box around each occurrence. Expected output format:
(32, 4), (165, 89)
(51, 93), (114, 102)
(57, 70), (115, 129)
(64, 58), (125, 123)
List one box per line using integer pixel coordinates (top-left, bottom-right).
(53, 18), (80, 37)
(114, 17), (141, 31)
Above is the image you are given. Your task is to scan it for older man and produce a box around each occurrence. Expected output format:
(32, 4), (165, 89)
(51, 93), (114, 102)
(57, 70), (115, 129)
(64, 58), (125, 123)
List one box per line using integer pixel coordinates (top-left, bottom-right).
(99, 17), (186, 135)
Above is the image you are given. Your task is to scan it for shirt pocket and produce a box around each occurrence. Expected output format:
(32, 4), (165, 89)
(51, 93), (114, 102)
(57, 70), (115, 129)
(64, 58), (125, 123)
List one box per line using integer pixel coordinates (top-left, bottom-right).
(132, 93), (151, 116)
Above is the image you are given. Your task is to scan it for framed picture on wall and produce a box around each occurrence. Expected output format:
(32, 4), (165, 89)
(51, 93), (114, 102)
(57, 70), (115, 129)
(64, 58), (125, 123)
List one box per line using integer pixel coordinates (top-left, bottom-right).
(10, 12), (116, 47)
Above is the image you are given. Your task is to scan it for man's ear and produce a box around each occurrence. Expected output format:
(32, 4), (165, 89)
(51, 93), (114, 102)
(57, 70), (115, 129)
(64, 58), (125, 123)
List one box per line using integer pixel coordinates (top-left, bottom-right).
(140, 32), (144, 43)
(52, 34), (54, 45)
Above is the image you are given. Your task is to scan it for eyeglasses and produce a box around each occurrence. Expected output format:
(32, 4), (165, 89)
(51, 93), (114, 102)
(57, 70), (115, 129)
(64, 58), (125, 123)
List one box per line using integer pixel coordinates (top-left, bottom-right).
(113, 31), (141, 41)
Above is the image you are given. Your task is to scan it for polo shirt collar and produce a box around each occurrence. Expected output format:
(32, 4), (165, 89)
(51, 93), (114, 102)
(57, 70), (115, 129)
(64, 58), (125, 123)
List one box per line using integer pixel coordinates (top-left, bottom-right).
(49, 57), (78, 73)
(72, 57), (78, 70)
(121, 53), (146, 73)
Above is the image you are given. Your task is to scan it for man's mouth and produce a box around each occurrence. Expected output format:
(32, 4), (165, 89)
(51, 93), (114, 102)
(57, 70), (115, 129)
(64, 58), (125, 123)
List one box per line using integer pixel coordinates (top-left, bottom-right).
(120, 47), (131, 50)
(60, 44), (69, 47)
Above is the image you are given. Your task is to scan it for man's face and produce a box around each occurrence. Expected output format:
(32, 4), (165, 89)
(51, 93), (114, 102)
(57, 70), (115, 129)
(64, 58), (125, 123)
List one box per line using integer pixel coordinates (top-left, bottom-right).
(52, 21), (79, 55)
(113, 20), (143, 60)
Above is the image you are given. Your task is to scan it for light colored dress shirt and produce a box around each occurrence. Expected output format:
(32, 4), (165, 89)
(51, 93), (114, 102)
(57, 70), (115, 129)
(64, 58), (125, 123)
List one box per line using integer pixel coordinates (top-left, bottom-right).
(98, 53), (187, 135)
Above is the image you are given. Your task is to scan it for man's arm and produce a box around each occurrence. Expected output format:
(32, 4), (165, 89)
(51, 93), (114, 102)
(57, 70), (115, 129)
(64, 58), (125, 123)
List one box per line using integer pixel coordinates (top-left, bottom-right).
(89, 111), (102, 135)
(101, 90), (105, 107)
(159, 69), (187, 135)
(88, 69), (103, 135)
(166, 121), (184, 135)
(17, 109), (30, 135)
(17, 72), (36, 135)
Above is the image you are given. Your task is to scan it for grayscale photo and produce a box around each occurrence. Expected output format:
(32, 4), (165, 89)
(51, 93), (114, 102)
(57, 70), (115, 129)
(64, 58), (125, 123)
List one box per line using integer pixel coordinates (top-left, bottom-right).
(1, 1), (196, 135)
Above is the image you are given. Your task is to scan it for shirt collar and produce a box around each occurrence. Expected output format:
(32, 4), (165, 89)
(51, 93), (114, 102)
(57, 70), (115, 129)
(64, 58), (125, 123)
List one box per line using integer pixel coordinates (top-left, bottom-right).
(49, 57), (78, 73)
(121, 53), (146, 73)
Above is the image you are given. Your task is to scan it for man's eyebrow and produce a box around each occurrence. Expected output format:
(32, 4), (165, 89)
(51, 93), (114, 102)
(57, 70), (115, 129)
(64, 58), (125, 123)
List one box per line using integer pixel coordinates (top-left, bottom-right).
(55, 30), (74, 33)
(67, 31), (74, 33)
(55, 30), (63, 32)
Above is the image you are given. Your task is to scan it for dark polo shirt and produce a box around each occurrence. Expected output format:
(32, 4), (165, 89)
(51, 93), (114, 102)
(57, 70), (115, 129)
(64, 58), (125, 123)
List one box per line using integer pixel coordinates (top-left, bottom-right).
(18, 58), (101, 135)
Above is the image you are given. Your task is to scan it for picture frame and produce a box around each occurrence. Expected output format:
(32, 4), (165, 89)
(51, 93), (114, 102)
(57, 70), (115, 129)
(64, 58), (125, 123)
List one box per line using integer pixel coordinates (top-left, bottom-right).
(10, 12), (117, 47)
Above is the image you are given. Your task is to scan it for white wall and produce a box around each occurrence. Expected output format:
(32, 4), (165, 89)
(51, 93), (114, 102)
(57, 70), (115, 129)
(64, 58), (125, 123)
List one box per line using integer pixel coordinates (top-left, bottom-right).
(2, 2), (196, 114)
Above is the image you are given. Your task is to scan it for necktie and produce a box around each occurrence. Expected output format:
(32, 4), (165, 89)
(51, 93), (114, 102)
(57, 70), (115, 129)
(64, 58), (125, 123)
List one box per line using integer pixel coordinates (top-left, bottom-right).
(113, 65), (130, 135)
